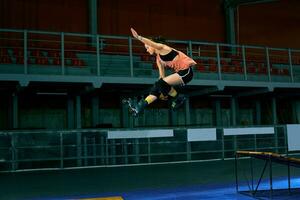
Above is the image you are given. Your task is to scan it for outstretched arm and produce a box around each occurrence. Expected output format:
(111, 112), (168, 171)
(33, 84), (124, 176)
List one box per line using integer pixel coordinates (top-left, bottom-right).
(131, 28), (166, 51)
(157, 60), (165, 79)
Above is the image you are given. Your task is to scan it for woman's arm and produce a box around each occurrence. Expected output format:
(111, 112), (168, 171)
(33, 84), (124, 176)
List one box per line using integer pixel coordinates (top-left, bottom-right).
(131, 28), (170, 52)
(157, 59), (165, 79)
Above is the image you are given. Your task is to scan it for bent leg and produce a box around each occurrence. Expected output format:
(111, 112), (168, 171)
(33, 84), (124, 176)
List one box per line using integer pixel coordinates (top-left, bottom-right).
(162, 73), (183, 97)
(163, 73), (187, 109)
(145, 94), (157, 104)
(163, 73), (184, 86)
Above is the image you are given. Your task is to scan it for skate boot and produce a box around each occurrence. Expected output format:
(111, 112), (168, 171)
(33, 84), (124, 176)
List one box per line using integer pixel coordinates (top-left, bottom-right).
(170, 94), (186, 110)
(131, 99), (148, 117)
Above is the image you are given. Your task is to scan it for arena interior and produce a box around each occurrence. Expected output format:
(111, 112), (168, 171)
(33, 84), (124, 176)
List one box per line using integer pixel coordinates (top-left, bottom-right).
(1, 0), (300, 199)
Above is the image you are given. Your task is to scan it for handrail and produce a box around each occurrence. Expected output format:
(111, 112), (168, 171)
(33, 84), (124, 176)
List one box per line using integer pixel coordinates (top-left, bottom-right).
(0, 28), (299, 83)
(1, 28), (300, 51)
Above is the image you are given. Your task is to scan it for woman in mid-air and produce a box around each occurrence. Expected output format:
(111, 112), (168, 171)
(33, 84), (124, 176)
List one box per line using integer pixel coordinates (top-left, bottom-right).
(129, 28), (196, 116)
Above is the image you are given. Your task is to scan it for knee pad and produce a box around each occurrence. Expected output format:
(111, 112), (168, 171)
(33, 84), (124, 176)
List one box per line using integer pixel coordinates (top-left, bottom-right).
(150, 78), (171, 97)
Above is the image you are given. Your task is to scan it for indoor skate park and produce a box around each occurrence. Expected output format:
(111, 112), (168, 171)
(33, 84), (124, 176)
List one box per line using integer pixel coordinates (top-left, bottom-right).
(1, 0), (300, 199)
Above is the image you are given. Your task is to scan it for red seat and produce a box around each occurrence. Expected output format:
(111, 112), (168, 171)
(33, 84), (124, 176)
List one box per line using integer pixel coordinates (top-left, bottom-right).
(193, 59), (205, 72)
(0, 56), (12, 64)
(271, 68), (279, 75)
(221, 66), (231, 73)
(13, 48), (24, 57)
(48, 50), (60, 58)
(207, 59), (217, 72)
(233, 65), (243, 73)
(232, 60), (241, 66)
(209, 65), (217, 72)
(52, 58), (61, 65)
(141, 54), (152, 61)
(231, 54), (242, 61)
(247, 66), (256, 73)
(280, 69), (289, 76)
(197, 64), (206, 72)
(70, 59), (85, 67)
(0, 48), (8, 56)
(65, 51), (77, 59)
(152, 63), (157, 69)
(232, 61), (244, 73)
(16, 57), (31, 64)
(30, 50), (41, 57)
(257, 67), (267, 74)
(36, 57), (49, 65)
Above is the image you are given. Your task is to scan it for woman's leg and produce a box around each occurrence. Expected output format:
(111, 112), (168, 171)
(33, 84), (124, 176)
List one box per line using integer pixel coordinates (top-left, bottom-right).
(132, 78), (172, 115)
(145, 94), (157, 104)
(132, 73), (184, 115)
(163, 73), (188, 109)
(162, 73), (184, 98)
(163, 73), (184, 86)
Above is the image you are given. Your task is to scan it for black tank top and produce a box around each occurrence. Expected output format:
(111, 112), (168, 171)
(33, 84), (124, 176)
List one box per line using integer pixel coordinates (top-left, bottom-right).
(159, 49), (178, 61)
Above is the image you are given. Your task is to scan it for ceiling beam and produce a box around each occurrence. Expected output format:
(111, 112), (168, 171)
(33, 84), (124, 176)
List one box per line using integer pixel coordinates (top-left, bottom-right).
(235, 87), (273, 97)
(225, 0), (279, 8)
(188, 86), (222, 97)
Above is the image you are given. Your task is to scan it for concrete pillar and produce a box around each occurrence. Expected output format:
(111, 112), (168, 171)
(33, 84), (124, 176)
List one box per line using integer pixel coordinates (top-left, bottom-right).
(75, 95), (82, 167)
(12, 93), (18, 129)
(170, 109), (177, 126)
(292, 100), (298, 124)
(185, 97), (191, 125)
(271, 97), (277, 125)
(225, 7), (236, 45)
(215, 99), (222, 127)
(121, 97), (129, 128)
(231, 97), (237, 126)
(89, 0), (98, 46)
(255, 100), (261, 125)
(92, 96), (99, 127)
(67, 96), (75, 129)
(89, 0), (98, 35)
(76, 95), (82, 128)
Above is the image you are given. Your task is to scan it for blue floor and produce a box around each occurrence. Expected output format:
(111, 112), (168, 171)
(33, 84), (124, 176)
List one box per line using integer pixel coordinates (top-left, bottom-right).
(3, 160), (299, 200)
(34, 177), (300, 200)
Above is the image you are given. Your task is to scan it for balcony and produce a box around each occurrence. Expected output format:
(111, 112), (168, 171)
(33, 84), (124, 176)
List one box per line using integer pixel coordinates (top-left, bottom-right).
(0, 29), (300, 90)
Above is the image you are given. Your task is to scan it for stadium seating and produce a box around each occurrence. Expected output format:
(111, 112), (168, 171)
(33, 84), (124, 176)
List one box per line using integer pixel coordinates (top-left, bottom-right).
(0, 44), (297, 78)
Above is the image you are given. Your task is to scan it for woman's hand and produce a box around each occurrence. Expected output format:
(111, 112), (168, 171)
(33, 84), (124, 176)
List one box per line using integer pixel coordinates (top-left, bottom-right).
(131, 28), (142, 40)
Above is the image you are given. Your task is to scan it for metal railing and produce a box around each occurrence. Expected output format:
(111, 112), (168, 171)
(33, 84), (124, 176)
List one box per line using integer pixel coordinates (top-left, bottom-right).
(1, 29), (300, 82)
(0, 125), (287, 172)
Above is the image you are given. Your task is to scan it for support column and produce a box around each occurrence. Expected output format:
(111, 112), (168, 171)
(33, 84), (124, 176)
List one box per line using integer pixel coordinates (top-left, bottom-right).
(271, 97), (277, 125)
(121, 97), (129, 128)
(292, 100), (298, 124)
(185, 97), (191, 125)
(92, 96), (99, 128)
(255, 100), (261, 125)
(12, 93), (19, 129)
(170, 110), (177, 126)
(89, 0), (98, 35)
(67, 96), (75, 129)
(75, 95), (82, 167)
(215, 99), (222, 127)
(224, 6), (236, 45)
(231, 97), (237, 126)
(76, 96), (82, 128)
(89, 0), (98, 47)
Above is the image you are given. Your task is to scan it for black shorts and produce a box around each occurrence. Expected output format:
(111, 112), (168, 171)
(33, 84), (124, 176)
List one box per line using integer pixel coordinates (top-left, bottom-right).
(177, 66), (194, 85)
